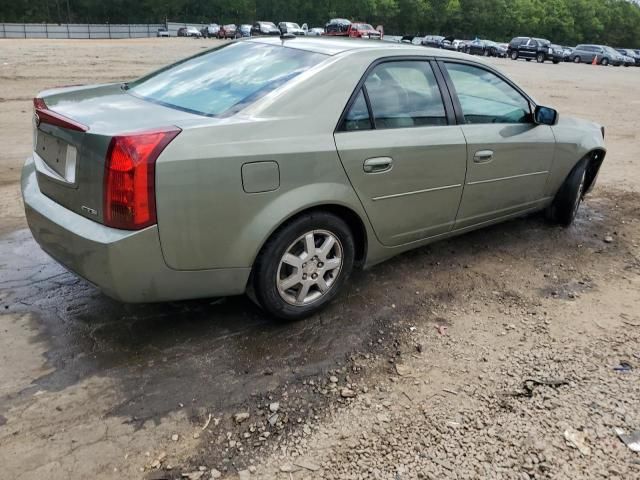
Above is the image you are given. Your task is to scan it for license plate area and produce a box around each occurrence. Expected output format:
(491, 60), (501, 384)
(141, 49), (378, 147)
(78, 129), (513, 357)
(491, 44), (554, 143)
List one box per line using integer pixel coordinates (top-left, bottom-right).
(35, 131), (77, 184)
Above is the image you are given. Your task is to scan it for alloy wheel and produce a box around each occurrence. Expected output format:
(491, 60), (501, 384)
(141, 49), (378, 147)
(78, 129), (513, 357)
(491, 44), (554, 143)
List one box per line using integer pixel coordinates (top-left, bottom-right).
(276, 230), (343, 306)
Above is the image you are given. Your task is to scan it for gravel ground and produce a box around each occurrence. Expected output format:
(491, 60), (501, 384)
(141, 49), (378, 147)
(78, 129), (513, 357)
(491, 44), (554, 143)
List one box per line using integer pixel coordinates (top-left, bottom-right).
(0, 39), (638, 480)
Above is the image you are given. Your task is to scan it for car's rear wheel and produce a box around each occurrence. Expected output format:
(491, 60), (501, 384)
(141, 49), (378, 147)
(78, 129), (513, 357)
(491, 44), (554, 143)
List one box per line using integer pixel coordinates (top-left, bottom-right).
(553, 59), (560, 64)
(547, 159), (588, 227)
(252, 212), (355, 321)
(536, 52), (545, 63)
(573, 56), (581, 63)
(510, 50), (519, 60)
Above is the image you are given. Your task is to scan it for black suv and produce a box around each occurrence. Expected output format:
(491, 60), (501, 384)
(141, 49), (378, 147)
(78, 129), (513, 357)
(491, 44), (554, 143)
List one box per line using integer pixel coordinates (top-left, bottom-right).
(508, 37), (562, 64)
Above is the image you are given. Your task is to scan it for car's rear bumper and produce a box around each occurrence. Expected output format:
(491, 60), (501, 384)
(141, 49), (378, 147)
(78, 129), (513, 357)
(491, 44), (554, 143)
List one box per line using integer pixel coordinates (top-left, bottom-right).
(21, 157), (250, 303)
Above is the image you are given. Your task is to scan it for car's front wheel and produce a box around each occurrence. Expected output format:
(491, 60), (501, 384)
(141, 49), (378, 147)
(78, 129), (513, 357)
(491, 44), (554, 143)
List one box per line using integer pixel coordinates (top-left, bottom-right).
(252, 212), (355, 321)
(601, 57), (609, 66)
(536, 52), (545, 63)
(573, 56), (581, 63)
(547, 159), (588, 227)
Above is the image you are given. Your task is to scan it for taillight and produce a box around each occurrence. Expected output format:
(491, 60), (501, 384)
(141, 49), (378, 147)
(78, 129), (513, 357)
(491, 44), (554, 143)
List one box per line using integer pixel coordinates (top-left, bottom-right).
(33, 97), (89, 132)
(104, 127), (181, 230)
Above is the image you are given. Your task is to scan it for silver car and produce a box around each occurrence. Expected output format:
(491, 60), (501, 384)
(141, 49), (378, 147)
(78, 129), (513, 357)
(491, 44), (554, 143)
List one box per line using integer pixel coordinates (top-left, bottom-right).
(22, 38), (606, 320)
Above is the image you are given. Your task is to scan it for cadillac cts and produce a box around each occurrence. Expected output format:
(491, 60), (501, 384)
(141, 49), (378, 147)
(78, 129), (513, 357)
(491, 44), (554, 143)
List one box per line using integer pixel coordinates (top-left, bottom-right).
(22, 37), (606, 320)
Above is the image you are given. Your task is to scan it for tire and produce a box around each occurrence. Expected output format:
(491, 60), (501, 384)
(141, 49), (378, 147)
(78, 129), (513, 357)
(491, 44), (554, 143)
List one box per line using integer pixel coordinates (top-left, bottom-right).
(553, 59), (560, 64)
(536, 52), (545, 63)
(547, 159), (588, 227)
(573, 56), (581, 63)
(526, 58), (531, 62)
(601, 57), (609, 66)
(252, 212), (355, 321)
(483, 49), (489, 57)
(510, 50), (519, 60)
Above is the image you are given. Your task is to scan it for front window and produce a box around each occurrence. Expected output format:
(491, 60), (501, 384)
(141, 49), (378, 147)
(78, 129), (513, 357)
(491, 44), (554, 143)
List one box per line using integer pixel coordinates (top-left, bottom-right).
(445, 63), (531, 124)
(130, 42), (326, 117)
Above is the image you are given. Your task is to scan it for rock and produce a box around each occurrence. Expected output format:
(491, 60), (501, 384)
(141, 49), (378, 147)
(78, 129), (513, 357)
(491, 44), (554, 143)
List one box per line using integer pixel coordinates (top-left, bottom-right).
(269, 402), (280, 413)
(395, 363), (412, 376)
(329, 375), (339, 384)
(233, 412), (250, 424)
(171, 434), (179, 442)
(238, 470), (251, 480)
(564, 429), (591, 456)
(248, 466), (257, 473)
(268, 413), (279, 426)
(604, 235), (614, 243)
(280, 464), (300, 473)
(210, 468), (222, 479)
(340, 388), (357, 398)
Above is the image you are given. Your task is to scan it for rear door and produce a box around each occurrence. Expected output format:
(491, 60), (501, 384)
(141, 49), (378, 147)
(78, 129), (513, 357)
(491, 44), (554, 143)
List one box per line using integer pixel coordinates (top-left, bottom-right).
(334, 59), (467, 246)
(439, 60), (556, 229)
(520, 38), (537, 59)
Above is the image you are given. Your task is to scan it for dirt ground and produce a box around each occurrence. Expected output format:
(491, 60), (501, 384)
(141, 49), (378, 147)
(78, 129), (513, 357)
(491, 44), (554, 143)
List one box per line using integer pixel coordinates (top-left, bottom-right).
(0, 39), (638, 480)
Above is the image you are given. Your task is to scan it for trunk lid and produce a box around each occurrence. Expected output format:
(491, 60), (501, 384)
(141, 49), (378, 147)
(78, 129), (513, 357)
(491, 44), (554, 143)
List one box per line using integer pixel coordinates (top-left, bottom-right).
(33, 84), (200, 224)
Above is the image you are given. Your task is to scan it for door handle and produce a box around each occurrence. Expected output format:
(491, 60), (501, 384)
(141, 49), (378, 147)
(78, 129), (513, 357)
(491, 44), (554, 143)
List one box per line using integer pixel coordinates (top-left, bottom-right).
(473, 150), (494, 163)
(363, 157), (393, 173)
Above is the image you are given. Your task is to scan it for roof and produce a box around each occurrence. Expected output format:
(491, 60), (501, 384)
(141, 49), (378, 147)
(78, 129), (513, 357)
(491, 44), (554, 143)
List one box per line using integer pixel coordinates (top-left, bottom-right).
(248, 36), (440, 57)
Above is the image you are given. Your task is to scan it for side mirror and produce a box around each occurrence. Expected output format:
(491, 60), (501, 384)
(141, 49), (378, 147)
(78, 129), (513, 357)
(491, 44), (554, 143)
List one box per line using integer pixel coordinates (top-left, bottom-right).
(534, 105), (558, 125)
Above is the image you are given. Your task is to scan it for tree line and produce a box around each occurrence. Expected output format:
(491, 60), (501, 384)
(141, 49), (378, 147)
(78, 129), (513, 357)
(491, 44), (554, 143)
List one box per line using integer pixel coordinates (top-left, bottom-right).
(2, 0), (640, 47)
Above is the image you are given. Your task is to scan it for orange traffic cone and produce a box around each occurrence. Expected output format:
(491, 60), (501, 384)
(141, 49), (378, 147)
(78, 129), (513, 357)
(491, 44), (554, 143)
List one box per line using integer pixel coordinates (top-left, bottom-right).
(592, 55), (598, 65)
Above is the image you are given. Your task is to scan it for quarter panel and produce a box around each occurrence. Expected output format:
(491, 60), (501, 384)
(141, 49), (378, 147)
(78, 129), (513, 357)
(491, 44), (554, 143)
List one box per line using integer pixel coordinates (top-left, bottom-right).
(155, 126), (372, 270)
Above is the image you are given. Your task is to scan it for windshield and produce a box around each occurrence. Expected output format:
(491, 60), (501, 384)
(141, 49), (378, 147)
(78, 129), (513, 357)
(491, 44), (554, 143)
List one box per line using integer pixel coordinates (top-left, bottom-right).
(286, 23), (300, 29)
(261, 22), (277, 28)
(130, 42), (327, 117)
(354, 24), (374, 30)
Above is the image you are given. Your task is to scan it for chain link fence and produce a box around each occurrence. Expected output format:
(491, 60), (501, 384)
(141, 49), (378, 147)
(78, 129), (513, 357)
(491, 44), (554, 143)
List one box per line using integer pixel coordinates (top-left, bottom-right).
(0, 23), (167, 39)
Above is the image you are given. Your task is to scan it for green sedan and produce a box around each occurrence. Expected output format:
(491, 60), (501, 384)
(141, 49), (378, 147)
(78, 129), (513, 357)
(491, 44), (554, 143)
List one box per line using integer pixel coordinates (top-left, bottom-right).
(22, 37), (606, 320)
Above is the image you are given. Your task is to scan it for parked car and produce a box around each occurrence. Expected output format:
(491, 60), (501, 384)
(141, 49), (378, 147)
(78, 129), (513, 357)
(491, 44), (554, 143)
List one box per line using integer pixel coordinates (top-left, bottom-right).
(251, 21), (281, 36)
(615, 49), (637, 66)
(561, 46), (574, 61)
(21, 38), (606, 319)
(307, 27), (325, 36)
(177, 26), (202, 38)
(508, 37), (561, 63)
(237, 24), (252, 38)
(157, 27), (170, 38)
(201, 24), (220, 38)
(24, 38), (606, 320)
(465, 39), (503, 57)
(279, 22), (306, 36)
(217, 24), (237, 39)
(618, 48), (640, 66)
(325, 19), (381, 39)
(570, 45), (623, 66)
(324, 18), (352, 35)
(422, 35), (445, 48)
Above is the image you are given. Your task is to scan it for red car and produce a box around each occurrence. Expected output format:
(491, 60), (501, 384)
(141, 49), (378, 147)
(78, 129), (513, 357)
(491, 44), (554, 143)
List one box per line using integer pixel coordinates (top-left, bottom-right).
(348, 22), (382, 39)
(324, 19), (382, 40)
(217, 24), (237, 39)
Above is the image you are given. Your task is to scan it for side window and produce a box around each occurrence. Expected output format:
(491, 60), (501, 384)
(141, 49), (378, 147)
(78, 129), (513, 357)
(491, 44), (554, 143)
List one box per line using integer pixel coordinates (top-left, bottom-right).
(445, 62), (531, 124)
(363, 61), (447, 129)
(343, 89), (372, 131)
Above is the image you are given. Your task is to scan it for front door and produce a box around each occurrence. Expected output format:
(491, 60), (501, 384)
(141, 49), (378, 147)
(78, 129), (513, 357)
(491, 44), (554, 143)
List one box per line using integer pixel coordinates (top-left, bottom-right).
(334, 60), (467, 246)
(440, 61), (556, 229)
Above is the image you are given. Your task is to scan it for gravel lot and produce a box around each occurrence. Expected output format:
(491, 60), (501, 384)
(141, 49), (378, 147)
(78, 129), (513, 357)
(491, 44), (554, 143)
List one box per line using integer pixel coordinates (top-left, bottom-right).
(0, 39), (639, 480)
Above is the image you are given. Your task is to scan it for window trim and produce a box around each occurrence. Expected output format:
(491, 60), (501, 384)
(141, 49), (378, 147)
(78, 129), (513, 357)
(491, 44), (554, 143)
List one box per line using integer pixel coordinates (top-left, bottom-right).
(435, 59), (537, 125)
(335, 56), (456, 133)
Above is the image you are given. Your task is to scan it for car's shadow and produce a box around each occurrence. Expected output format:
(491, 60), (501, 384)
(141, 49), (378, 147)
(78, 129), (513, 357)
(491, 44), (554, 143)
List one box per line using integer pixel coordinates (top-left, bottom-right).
(0, 202), (616, 424)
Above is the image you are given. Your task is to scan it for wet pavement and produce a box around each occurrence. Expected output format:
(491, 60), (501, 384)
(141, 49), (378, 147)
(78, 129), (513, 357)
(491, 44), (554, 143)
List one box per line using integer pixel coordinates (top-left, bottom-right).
(0, 229), (397, 428)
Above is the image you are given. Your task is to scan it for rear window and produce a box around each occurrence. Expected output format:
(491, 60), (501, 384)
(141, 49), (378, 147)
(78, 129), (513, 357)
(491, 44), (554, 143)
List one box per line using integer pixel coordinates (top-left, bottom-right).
(129, 42), (326, 117)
